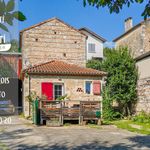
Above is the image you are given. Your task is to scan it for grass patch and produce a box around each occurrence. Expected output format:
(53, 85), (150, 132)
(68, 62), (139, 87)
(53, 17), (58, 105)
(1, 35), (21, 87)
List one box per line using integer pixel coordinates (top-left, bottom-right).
(0, 142), (9, 150)
(19, 113), (25, 118)
(112, 120), (150, 135)
(64, 123), (72, 126)
(87, 123), (102, 129)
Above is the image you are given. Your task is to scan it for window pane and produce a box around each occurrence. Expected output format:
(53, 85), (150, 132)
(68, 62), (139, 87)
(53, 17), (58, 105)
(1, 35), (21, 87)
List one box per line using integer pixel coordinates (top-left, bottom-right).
(54, 84), (63, 100)
(85, 81), (91, 94)
(88, 43), (95, 53)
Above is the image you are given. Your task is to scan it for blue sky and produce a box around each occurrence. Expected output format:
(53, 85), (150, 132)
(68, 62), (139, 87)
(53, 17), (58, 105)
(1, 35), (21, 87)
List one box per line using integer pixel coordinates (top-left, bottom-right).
(18, 0), (147, 47)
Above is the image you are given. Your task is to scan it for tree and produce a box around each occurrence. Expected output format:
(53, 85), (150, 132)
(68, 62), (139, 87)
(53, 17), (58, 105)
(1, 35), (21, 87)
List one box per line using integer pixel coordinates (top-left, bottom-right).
(9, 39), (19, 52)
(87, 47), (138, 120)
(83, 0), (150, 19)
(87, 59), (102, 70)
(0, 0), (26, 32)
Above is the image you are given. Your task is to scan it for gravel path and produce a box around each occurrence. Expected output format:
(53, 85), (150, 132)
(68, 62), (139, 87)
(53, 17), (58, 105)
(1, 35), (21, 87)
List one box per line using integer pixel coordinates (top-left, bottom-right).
(0, 116), (150, 150)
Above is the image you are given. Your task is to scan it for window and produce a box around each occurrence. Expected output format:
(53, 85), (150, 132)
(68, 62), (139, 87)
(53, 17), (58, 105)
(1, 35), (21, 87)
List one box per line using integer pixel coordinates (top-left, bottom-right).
(93, 81), (101, 95)
(85, 81), (92, 94)
(88, 43), (95, 53)
(54, 84), (63, 100)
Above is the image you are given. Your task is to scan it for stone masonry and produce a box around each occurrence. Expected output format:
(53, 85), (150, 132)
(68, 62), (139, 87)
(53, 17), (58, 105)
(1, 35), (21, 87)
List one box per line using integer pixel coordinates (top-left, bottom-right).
(115, 20), (150, 59)
(21, 18), (104, 117)
(23, 75), (103, 116)
(115, 19), (150, 113)
(136, 77), (150, 113)
(21, 18), (87, 69)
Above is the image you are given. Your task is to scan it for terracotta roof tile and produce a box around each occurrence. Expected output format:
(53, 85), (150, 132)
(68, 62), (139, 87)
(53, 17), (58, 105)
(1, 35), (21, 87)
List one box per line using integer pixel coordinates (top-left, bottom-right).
(23, 60), (107, 77)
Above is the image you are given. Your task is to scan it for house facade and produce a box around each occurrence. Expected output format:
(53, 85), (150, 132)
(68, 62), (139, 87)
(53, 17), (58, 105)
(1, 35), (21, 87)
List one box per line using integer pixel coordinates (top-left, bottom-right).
(20, 18), (107, 117)
(113, 17), (150, 113)
(79, 28), (106, 60)
(20, 18), (87, 69)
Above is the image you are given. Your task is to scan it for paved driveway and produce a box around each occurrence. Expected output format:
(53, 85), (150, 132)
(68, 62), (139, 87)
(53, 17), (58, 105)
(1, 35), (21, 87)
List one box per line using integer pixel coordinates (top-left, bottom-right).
(0, 116), (150, 150)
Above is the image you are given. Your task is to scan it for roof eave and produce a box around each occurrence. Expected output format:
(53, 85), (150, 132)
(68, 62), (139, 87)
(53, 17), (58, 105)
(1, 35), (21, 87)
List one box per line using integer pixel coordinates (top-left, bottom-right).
(79, 27), (107, 43)
(25, 72), (106, 77)
(135, 51), (150, 62)
(20, 17), (87, 38)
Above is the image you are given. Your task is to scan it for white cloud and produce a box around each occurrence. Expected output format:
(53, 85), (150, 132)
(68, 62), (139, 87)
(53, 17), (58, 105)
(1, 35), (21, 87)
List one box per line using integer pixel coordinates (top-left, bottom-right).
(104, 41), (115, 48)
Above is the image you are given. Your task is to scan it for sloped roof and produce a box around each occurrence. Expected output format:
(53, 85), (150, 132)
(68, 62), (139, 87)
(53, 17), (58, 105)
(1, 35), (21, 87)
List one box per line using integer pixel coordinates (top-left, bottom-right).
(20, 17), (87, 37)
(135, 51), (150, 62)
(23, 60), (107, 77)
(79, 27), (106, 42)
(113, 18), (150, 42)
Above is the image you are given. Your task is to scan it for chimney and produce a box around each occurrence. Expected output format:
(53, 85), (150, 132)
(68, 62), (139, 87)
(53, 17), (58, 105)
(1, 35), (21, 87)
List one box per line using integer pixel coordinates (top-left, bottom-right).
(125, 17), (133, 32)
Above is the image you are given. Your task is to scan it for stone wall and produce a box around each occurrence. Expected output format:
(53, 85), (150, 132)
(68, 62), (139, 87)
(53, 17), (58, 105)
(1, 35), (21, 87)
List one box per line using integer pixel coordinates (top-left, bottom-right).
(116, 20), (150, 59)
(23, 75), (103, 117)
(115, 20), (150, 113)
(136, 77), (150, 113)
(136, 56), (150, 79)
(21, 18), (86, 69)
(143, 21), (150, 53)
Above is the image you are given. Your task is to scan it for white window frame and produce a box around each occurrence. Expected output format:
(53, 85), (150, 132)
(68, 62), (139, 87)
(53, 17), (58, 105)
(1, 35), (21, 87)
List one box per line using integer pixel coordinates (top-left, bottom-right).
(88, 43), (96, 53)
(53, 83), (64, 100)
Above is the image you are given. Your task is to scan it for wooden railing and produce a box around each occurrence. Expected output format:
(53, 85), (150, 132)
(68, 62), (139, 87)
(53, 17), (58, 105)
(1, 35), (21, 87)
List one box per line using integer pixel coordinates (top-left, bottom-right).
(39, 100), (102, 126)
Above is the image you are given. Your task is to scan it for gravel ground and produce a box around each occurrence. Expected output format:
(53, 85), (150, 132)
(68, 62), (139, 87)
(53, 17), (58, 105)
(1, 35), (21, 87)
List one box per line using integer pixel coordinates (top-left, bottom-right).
(0, 116), (150, 150)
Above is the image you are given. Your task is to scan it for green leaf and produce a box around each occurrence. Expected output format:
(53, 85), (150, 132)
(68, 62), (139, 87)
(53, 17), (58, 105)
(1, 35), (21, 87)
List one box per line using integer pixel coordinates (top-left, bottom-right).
(13, 11), (26, 21)
(5, 13), (13, 25)
(83, 0), (86, 7)
(6, 0), (15, 12)
(0, 23), (9, 32)
(0, 0), (6, 16)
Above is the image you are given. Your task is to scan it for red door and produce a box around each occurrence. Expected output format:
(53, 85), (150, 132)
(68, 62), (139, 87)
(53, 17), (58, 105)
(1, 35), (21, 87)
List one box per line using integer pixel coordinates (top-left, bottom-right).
(41, 83), (53, 100)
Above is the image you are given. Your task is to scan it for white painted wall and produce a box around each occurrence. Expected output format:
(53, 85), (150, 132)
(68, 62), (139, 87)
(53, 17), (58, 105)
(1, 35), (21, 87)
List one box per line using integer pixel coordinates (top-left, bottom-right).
(81, 31), (104, 60)
(136, 56), (150, 79)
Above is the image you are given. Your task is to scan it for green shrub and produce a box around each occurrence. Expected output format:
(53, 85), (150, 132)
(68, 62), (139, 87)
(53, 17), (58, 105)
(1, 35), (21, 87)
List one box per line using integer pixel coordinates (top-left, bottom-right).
(132, 111), (150, 123)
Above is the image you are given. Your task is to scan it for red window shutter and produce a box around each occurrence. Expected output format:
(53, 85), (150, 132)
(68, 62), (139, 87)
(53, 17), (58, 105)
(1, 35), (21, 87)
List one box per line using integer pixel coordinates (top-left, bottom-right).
(93, 81), (101, 95)
(18, 59), (22, 78)
(41, 83), (53, 100)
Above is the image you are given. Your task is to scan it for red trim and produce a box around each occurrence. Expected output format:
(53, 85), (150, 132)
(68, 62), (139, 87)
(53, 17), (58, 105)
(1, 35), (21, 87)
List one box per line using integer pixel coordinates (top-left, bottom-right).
(18, 58), (22, 78)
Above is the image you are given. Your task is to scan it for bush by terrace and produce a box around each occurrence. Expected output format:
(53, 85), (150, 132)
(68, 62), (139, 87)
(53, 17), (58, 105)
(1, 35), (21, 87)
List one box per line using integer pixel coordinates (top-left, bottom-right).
(87, 47), (138, 120)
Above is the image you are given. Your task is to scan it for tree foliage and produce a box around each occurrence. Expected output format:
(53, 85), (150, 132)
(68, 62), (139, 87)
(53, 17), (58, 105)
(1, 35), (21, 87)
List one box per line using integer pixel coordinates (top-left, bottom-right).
(87, 47), (138, 120)
(83, 0), (150, 19)
(8, 39), (19, 52)
(0, 0), (26, 32)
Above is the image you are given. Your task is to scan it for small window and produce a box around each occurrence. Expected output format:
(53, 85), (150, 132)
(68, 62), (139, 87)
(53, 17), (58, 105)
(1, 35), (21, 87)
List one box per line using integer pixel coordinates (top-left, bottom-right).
(88, 43), (95, 53)
(63, 53), (66, 57)
(85, 81), (92, 94)
(35, 38), (38, 42)
(54, 84), (63, 100)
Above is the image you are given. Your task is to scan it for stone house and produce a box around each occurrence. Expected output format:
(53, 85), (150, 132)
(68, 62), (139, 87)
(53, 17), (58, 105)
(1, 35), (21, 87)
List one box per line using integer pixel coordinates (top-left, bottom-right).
(113, 17), (150, 113)
(79, 28), (106, 60)
(20, 18), (107, 117)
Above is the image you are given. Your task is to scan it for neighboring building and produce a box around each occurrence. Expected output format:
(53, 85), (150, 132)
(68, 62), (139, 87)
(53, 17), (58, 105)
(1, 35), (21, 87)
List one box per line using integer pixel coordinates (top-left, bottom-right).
(20, 18), (107, 117)
(0, 52), (22, 78)
(79, 27), (106, 60)
(113, 17), (150, 113)
(0, 52), (22, 112)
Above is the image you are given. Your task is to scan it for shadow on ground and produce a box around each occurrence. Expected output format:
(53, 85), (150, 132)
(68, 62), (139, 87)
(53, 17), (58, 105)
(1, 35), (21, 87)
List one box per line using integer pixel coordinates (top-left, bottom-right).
(0, 128), (150, 150)
(8, 139), (150, 150)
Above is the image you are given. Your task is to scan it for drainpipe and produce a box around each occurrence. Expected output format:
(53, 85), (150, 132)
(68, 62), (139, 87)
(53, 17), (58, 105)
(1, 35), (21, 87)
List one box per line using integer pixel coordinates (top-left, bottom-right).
(29, 75), (31, 116)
